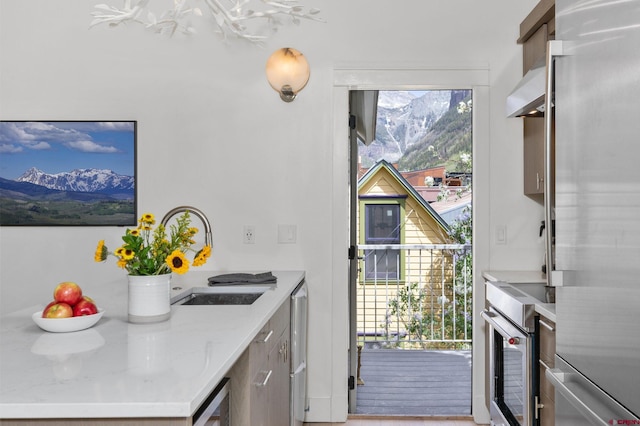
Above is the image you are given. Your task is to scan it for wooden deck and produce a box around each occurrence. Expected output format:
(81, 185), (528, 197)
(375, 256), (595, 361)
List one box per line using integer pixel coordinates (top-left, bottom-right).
(356, 349), (472, 416)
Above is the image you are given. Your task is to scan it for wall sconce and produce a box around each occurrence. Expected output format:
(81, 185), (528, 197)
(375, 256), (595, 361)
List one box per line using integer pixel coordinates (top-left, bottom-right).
(265, 48), (310, 102)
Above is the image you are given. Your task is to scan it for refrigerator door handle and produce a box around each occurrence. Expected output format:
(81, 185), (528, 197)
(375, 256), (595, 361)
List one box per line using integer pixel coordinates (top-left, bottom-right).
(546, 363), (639, 425)
(544, 40), (566, 287)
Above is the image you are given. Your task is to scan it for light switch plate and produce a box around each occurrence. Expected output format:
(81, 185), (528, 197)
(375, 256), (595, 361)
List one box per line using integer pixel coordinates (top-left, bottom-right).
(495, 225), (507, 245)
(278, 224), (297, 244)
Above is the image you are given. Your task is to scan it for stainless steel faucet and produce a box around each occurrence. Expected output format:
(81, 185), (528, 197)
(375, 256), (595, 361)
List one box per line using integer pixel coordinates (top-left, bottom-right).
(160, 206), (212, 247)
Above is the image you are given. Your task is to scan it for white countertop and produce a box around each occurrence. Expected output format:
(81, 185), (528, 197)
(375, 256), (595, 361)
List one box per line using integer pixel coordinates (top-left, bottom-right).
(0, 270), (304, 420)
(482, 270), (556, 322)
(482, 270), (546, 284)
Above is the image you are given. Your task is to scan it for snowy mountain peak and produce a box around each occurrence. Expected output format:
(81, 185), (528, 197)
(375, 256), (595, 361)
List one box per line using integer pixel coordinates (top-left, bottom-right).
(16, 167), (134, 195)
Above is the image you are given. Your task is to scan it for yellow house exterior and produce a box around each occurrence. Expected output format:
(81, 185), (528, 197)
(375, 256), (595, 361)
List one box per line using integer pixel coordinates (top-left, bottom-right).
(357, 160), (465, 347)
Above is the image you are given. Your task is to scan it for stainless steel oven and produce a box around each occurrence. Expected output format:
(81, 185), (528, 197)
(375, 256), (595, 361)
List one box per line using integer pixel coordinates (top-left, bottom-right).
(483, 281), (540, 426)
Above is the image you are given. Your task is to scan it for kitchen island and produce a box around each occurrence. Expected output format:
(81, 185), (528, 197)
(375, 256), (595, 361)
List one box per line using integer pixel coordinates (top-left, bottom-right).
(0, 270), (304, 423)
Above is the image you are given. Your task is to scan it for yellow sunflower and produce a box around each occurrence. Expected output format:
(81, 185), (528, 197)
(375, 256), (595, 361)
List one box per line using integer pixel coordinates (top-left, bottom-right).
(120, 248), (135, 260)
(94, 240), (107, 262)
(192, 245), (212, 267)
(141, 213), (155, 224)
(166, 250), (189, 274)
(96, 211), (211, 276)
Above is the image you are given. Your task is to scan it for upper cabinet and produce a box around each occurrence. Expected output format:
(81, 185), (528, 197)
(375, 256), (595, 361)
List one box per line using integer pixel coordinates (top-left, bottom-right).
(519, 0), (555, 73)
(518, 0), (555, 201)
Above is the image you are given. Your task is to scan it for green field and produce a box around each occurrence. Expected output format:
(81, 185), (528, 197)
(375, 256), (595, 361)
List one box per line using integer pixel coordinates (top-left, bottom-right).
(0, 197), (135, 226)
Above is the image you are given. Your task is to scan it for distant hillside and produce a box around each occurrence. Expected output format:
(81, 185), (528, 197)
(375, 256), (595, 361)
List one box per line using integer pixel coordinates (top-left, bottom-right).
(0, 176), (135, 226)
(358, 90), (472, 173)
(398, 94), (472, 172)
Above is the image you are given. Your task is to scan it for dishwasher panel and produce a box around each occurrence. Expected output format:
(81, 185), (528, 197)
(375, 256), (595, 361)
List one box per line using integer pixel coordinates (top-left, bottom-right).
(290, 280), (307, 426)
(192, 377), (230, 426)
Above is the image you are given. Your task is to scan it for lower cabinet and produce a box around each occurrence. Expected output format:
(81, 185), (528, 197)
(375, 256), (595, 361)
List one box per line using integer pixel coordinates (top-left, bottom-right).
(261, 331), (290, 426)
(538, 315), (556, 425)
(229, 300), (291, 426)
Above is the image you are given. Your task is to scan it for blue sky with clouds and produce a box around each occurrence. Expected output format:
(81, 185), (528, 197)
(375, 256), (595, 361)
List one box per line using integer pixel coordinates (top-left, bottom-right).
(0, 121), (136, 180)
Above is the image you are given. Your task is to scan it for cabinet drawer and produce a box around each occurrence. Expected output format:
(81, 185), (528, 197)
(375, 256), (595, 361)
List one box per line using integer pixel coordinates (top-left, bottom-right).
(269, 298), (291, 343)
(250, 299), (290, 373)
(251, 322), (273, 369)
(539, 317), (556, 364)
(539, 360), (555, 402)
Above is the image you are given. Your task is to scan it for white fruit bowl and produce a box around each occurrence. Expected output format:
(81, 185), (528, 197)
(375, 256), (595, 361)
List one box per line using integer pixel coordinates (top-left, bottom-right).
(32, 308), (105, 333)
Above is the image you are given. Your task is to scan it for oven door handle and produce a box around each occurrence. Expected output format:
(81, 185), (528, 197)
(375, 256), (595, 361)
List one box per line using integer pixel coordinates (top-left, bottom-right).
(481, 310), (522, 344)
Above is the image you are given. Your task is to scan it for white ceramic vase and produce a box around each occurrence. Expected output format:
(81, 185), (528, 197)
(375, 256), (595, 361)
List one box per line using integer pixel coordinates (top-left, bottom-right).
(127, 273), (172, 324)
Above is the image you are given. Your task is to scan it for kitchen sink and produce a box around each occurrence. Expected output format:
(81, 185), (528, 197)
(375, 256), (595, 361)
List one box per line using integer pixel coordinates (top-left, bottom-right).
(171, 286), (270, 306)
(178, 292), (263, 305)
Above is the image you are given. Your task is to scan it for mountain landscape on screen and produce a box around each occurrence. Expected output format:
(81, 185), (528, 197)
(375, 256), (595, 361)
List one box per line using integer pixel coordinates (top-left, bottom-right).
(0, 167), (135, 226)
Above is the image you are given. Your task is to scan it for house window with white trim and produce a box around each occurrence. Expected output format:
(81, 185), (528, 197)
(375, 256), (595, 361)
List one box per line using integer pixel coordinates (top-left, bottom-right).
(364, 203), (401, 280)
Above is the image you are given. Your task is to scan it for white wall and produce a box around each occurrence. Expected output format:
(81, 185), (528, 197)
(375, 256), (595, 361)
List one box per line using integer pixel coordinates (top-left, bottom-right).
(0, 0), (541, 422)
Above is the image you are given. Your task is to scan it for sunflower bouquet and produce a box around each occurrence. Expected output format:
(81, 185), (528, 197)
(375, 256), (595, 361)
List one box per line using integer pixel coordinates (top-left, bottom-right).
(94, 212), (211, 275)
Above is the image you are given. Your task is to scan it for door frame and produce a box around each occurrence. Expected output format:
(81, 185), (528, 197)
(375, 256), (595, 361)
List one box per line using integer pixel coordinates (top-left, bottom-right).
(331, 67), (491, 424)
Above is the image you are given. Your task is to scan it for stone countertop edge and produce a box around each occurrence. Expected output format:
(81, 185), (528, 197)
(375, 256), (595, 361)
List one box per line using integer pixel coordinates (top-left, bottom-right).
(482, 270), (556, 322)
(482, 270), (546, 284)
(535, 303), (556, 322)
(0, 270), (305, 420)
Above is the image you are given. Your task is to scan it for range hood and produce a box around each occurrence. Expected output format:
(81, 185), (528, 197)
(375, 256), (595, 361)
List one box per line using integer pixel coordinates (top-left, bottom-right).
(506, 59), (546, 117)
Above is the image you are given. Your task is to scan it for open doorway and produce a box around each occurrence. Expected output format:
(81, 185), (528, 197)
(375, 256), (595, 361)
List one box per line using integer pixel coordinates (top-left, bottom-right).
(349, 89), (473, 416)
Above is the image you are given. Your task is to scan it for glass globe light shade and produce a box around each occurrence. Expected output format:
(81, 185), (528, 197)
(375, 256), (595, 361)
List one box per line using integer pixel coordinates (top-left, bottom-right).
(265, 48), (310, 102)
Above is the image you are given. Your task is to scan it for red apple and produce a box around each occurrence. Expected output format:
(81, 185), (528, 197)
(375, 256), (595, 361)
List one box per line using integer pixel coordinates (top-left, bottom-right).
(53, 282), (83, 306)
(80, 295), (94, 304)
(43, 302), (73, 318)
(43, 300), (57, 312)
(73, 299), (98, 316)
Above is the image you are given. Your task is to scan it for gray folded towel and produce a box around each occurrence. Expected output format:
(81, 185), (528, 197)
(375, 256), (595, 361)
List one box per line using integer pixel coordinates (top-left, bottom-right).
(208, 272), (277, 286)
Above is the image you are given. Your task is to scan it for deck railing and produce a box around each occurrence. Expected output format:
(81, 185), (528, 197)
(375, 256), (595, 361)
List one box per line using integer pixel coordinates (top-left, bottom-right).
(357, 243), (472, 350)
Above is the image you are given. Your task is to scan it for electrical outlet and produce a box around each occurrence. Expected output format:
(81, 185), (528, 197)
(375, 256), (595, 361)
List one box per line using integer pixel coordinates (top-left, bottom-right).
(243, 225), (255, 244)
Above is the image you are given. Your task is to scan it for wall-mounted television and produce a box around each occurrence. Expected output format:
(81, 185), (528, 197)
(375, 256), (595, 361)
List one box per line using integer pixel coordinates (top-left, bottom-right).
(0, 121), (137, 226)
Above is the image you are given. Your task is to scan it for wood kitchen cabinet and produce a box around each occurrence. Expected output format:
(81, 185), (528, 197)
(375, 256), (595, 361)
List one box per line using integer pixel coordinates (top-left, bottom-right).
(265, 331), (290, 426)
(523, 117), (545, 197)
(518, 0), (555, 201)
(538, 315), (556, 425)
(229, 299), (291, 426)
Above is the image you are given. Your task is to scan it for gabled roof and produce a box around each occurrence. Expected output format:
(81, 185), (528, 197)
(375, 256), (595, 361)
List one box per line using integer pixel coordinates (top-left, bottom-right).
(358, 159), (450, 232)
(430, 190), (472, 225)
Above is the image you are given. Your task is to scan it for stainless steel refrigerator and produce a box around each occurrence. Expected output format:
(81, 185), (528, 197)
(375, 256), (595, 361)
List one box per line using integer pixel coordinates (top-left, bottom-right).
(545, 0), (640, 423)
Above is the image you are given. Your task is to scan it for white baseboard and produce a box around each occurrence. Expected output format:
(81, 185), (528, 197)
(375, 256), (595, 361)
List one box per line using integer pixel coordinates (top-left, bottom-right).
(304, 396), (348, 423)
